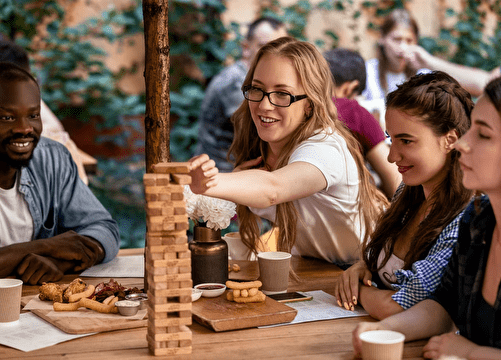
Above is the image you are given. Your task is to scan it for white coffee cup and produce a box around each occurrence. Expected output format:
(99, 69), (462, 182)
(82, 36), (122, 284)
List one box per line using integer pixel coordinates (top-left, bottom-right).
(359, 330), (405, 360)
(0, 279), (23, 323)
(222, 232), (256, 260)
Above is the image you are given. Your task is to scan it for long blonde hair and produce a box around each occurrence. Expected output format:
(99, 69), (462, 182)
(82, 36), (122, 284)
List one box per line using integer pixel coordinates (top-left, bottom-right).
(229, 37), (388, 256)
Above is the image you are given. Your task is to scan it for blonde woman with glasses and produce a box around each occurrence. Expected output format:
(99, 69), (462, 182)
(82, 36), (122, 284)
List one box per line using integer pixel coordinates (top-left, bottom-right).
(189, 37), (387, 267)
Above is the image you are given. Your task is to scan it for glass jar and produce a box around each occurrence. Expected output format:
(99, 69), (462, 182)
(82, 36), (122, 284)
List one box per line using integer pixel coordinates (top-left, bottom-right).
(189, 226), (228, 286)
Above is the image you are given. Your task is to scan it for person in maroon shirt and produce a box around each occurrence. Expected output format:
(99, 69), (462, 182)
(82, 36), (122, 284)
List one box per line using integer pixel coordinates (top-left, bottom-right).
(324, 48), (401, 198)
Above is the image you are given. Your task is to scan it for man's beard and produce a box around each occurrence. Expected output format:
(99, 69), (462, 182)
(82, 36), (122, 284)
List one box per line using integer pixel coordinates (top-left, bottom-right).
(1, 135), (39, 169)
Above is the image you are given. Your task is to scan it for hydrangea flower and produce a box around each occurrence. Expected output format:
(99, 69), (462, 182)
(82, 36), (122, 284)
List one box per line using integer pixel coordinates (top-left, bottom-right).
(183, 186), (236, 230)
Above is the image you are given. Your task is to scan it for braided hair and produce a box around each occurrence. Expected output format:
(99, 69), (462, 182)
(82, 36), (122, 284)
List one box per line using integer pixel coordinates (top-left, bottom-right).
(363, 71), (474, 273)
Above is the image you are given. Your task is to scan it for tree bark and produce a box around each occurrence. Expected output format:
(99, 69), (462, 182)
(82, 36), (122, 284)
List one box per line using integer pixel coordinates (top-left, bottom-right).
(142, 0), (170, 173)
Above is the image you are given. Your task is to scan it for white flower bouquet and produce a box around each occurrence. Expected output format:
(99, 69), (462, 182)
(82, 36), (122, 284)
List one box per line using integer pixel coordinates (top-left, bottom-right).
(184, 186), (237, 230)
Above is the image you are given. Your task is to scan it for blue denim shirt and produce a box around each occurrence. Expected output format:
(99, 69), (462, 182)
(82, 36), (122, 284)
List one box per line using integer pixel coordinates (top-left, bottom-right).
(18, 137), (120, 263)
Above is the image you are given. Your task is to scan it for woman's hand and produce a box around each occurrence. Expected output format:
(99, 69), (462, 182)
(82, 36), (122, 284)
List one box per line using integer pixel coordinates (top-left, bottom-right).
(333, 261), (372, 310)
(188, 154), (219, 194)
(352, 321), (387, 357)
(423, 332), (478, 360)
(233, 156), (264, 172)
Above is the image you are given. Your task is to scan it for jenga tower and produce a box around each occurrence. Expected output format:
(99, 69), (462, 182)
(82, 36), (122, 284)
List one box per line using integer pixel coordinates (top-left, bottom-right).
(144, 162), (192, 357)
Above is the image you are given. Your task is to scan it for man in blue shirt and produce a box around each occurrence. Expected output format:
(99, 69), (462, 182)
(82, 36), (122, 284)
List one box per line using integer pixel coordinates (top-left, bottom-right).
(0, 62), (120, 284)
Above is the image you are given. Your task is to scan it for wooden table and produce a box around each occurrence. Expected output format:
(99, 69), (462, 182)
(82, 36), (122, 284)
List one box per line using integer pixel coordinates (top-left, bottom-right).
(2, 249), (427, 359)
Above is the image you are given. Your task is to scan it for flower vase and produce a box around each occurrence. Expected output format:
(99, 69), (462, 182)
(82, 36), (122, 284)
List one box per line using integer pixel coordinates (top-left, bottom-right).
(189, 226), (228, 286)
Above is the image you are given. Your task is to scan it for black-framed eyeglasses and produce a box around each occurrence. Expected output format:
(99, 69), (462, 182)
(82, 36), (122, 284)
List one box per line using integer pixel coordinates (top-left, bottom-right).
(242, 85), (308, 108)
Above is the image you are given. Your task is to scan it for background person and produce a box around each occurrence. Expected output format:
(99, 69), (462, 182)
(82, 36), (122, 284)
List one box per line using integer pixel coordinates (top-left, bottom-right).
(362, 8), (427, 102)
(324, 48), (401, 198)
(0, 62), (120, 285)
(407, 44), (501, 98)
(195, 17), (287, 172)
(334, 71), (474, 318)
(352, 76), (501, 360)
(189, 37), (388, 267)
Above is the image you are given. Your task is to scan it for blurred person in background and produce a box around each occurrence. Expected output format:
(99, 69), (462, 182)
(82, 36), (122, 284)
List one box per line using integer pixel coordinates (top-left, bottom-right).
(363, 9), (428, 102)
(324, 48), (401, 198)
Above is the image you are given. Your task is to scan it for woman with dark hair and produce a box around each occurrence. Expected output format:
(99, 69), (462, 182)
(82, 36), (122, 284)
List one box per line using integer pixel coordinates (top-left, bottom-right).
(334, 71), (474, 318)
(189, 37), (388, 266)
(352, 76), (501, 360)
(363, 9), (426, 101)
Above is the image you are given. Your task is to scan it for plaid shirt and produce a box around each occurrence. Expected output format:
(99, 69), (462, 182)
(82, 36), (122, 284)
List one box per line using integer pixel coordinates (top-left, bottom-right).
(389, 209), (465, 309)
(431, 196), (501, 348)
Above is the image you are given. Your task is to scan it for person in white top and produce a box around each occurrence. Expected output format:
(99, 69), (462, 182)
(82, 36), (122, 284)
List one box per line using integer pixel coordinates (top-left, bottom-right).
(363, 9), (427, 102)
(189, 37), (388, 266)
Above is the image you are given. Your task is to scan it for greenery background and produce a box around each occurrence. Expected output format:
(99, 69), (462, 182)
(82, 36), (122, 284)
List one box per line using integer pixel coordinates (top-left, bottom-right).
(2, 0), (501, 248)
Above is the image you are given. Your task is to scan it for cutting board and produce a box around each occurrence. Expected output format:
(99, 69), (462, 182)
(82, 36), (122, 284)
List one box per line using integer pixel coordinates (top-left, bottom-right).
(21, 296), (148, 335)
(192, 291), (297, 332)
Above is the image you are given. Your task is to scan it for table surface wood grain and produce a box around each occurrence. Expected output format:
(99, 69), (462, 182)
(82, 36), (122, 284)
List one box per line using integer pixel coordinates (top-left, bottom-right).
(2, 249), (426, 359)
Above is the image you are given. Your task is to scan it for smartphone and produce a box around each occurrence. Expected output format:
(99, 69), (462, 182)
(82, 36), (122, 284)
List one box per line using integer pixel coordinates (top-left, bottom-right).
(267, 292), (313, 303)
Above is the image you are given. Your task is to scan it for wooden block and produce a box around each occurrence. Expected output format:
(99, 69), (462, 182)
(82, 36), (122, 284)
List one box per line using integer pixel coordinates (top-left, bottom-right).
(152, 258), (190, 268)
(152, 162), (190, 174)
(175, 222), (189, 231)
(150, 302), (192, 313)
(171, 192), (184, 201)
(147, 214), (188, 225)
(149, 272), (191, 284)
(147, 236), (188, 247)
(144, 186), (172, 194)
(143, 173), (171, 186)
(148, 316), (192, 328)
(150, 326), (192, 342)
(147, 200), (185, 210)
(148, 288), (191, 297)
(177, 251), (191, 259)
(171, 174), (191, 185)
(146, 243), (188, 255)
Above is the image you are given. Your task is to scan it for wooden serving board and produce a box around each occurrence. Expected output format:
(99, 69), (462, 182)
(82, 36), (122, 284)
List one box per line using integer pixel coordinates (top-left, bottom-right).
(191, 291), (297, 332)
(21, 296), (147, 335)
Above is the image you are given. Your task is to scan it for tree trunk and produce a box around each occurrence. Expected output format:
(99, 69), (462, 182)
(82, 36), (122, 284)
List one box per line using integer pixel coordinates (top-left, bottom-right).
(142, 0), (170, 172)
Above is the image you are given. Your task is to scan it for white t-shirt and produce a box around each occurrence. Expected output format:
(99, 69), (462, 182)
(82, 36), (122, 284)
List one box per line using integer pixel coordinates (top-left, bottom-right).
(362, 58), (430, 101)
(377, 249), (405, 289)
(0, 172), (34, 246)
(250, 130), (362, 264)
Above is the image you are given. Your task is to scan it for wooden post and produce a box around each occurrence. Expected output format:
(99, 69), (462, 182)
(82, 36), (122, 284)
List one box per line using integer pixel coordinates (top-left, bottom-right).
(143, 0), (170, 171)
(142, 0), (170, 295)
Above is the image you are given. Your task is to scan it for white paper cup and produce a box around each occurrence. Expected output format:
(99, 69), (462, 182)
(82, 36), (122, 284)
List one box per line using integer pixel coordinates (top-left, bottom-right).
(0, 279), (23, 323)
(223, 232), (256, 260)
(360, 330), (405, 360)
(257, 251), (291, 295)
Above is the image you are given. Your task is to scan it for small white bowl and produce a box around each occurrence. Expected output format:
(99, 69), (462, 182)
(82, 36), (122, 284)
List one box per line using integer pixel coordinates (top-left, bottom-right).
(194, 283), (226, 298)
(192, 288), (203, 302)
(115, 300), (140, 316)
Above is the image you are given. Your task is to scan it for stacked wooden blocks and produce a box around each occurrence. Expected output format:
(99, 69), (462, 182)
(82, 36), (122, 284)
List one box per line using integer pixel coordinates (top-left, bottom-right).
(144, 162), (192, 357)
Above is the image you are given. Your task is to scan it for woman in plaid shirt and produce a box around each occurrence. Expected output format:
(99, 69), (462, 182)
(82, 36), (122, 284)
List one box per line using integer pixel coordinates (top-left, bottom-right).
(352, 76), (501, 359)
(334, 71), (474, 319)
